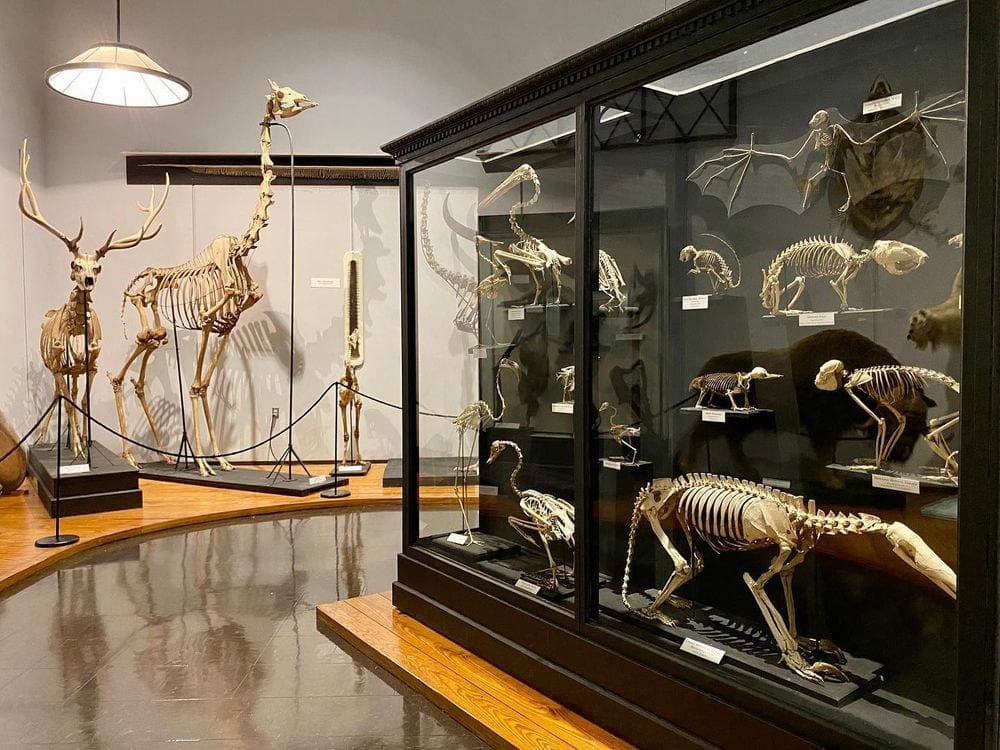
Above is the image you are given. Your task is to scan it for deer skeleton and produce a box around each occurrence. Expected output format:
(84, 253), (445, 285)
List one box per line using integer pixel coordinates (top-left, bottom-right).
(815, 361), (960, 480)
(623, 473), (956, 683)
(599, 401), (639, 465)
(451, 358), (521, 542)
(689, 367), (782, 411)
(488, 440), (575, 590)
(760, 237), (927, 315)
(110, 81), (316, 476)
(678, 233), (741, 294)
(479, 164), (572, 305)
(340, 250), (364, 464)
(18, 139), (169, 458)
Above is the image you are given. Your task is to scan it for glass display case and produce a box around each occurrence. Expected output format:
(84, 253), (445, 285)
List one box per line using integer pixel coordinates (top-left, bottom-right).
(386, 1), (998, 747)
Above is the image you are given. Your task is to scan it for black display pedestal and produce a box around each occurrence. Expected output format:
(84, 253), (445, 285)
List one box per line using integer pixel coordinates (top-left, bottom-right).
(28, 440), (142, 517)
(139, 462), (347, 497)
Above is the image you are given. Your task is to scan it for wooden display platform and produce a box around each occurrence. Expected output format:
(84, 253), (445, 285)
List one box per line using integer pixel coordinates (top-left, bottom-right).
(317, 592), (630, 750)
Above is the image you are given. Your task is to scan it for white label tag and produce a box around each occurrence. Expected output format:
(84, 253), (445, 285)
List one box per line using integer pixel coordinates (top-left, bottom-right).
(798, 312), (837, 327)
(469, 345), (487, 359)
(701, 409), (726, 423)
(446, 533), (468, 545)
(308, 475), (329, 486)
(862, 92), (903, 115)
(310, 277), (341, 289)
(514, 578), (542, 595)
(762, 477), (791, 489)
(478, 484), (499, 496)
(872, 473), (921, 494)
(682, 294), (710, 310)
(552, 402), (574, 414)
(494, 421), (519, 430)
(60, 463), (91, 475)
(507, 307), (525, 321)
(616, 332), (644, 341)
(602, 458), (622, 471)
(680, 637), (725, 665)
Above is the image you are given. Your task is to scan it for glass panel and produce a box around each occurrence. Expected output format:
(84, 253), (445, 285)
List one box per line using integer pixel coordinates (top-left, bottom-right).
(591, 1), (964, 746)
(413, 116), (577, 611)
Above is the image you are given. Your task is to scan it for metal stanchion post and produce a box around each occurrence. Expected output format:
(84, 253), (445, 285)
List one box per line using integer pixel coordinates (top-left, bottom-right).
(36, 397), (80, 548)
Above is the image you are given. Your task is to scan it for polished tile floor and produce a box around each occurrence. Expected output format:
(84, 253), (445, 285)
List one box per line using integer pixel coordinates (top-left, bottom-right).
(0, 507), (487, 749)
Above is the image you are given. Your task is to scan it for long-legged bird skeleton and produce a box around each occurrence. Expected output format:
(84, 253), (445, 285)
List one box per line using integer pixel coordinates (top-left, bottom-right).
(622, 474), (956, 682)
(111, 81), (316, 476)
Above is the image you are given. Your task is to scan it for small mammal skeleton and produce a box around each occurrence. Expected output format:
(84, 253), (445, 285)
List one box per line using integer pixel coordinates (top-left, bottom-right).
(623, 473), (956, 683)
(488, 440), (574, 590)
(599, 401), (640, 464)
(556, 366), (575, 403)
(760, 236), (926, 315)
(689, 367), (782, 411)
(815, 361), (960, 480)
(678, 233), (741, 294)
(18, 139), (169, 457)
(479, 164), (572, 305)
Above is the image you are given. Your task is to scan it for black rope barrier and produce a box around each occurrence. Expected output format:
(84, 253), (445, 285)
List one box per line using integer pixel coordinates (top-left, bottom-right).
(0, 398), (58, 468)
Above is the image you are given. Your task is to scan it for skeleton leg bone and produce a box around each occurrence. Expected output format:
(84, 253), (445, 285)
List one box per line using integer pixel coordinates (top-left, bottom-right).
(132, 347), (173, 464)
(189, 326), (215, 477)
(198, 333), (234, 471)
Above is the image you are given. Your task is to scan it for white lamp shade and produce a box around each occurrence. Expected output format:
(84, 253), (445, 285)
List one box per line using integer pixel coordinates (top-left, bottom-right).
(45, 43), (191, 107)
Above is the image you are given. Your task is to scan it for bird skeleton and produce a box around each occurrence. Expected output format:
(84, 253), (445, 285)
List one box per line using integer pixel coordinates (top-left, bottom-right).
(450, 358), (521, 543)
(556, 365), (575, 403)
(623, 473), (956, 683)
(599, 401), (640, 465)
(678, 233), (741, 294)
(479, 164), (572, 305)
(598, 249), (627, 312)
(689, 367), (782, 411)
(760, 237), (926, 316)
(488, 440), (575, 590)
(340, 250), (364, 464)
(815, 361), (960, 480)
(18, 139), (169, 458)
(110, 80), (316, 476)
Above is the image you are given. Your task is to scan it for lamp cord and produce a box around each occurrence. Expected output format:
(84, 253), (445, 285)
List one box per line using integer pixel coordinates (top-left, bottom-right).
(116, 0), (121, 43)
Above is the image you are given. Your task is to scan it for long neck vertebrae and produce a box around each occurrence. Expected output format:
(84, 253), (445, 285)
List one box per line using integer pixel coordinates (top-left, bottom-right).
(509, 170), (541, 246)
(239, 114), (276, 255)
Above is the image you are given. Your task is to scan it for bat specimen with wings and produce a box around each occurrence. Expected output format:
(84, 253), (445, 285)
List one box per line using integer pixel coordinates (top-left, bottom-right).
(687, 87), (965, 233)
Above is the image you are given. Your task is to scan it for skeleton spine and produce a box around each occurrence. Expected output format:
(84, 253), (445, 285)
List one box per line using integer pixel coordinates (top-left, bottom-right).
(767, 235), (858, 278)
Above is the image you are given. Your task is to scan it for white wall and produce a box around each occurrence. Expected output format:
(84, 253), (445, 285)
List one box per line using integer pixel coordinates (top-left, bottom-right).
(6, 0), (672, 460)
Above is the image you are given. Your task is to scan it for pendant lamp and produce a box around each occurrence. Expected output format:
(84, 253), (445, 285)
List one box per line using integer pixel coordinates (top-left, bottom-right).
(45, 0), (191, 108)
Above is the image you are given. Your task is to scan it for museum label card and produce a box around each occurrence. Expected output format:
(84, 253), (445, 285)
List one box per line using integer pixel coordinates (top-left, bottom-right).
(762, 477), (792, 489)
(701, 409), (726, 423)
(872, 473), (921, 494)
(616, 332), (644, 341)
(602, 458), (622, 471)
(682, 294), (710, 310)
(798, 312), (836, 327)
(680, 637), (725, 664)
(60, 463), (91, 475)
(469, 345), (488, 359)
(863, 92), (903, 114)
(478, 484), (499, 496)
(446, 533), (469, 545)
(308, 475), (329, 486)
(310, 277), (341, 289)
(514, 578), (542, 596)
(508, 306), (526, 321)
(494, 421), (519, 430)
(552, 402), (574, 414)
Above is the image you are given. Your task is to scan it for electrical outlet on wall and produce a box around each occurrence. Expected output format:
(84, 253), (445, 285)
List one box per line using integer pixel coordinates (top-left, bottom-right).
(271, 407), (280, 420)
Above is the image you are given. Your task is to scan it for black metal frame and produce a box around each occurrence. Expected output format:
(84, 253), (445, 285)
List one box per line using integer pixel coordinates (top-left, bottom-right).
(386, 0), (996, 746)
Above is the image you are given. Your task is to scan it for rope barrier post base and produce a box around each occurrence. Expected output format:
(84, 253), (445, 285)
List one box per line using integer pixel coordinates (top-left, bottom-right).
(321, 382), (350, 499)
(36, 397), (79, 549)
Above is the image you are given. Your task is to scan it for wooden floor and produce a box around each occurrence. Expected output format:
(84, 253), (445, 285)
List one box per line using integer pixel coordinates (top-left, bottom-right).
(0, 462), (460, 594)
(317, 592), (632, 750)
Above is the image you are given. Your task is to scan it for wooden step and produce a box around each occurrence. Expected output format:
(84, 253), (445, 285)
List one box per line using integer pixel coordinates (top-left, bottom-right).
(317, 592), (632, 750)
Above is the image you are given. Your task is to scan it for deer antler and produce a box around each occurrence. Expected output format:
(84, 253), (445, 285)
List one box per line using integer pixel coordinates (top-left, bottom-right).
(18, 138), (84, 252)
(97, 174), (171, 257)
